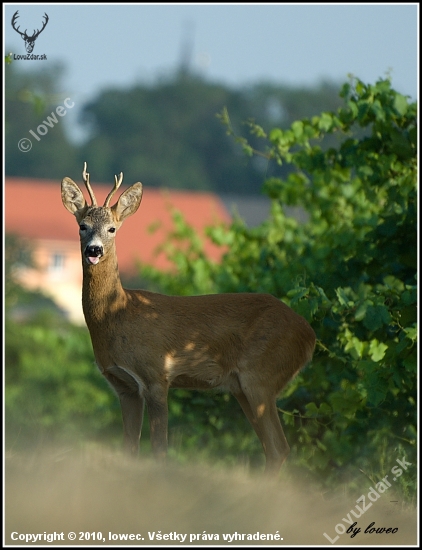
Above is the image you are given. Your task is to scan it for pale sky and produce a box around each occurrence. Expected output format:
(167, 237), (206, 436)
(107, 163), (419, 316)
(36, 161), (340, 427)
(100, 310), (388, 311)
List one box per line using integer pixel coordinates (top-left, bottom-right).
(4, 3), (418, 141)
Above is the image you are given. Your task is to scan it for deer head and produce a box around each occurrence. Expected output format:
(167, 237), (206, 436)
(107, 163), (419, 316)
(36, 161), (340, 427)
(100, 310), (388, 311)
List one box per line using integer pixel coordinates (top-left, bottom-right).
(11, 10), (49, 54)
(61, 163), (143, 266)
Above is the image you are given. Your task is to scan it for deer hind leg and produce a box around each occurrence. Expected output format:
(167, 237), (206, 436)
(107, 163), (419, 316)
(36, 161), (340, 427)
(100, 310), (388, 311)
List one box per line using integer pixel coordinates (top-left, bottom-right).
(233, 390), (266, 447)
(235, 381), (290, 475)
(264, 400), (290, 475)
(145, 383), (169, 461)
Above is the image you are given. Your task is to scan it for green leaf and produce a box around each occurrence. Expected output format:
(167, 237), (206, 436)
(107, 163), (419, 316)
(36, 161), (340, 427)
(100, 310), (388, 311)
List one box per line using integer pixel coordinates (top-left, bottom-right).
(403, 326), (417, 342)
(305, 402), (319, 417)
(393, 93), (408, 116)
(318, 112), (333, 132)
(354, 301), (368, 321)
(344, 335), (365, 359)
(287, 287), (309, 300)
(318, 402), (332, 416)
(292, 120), (304, 139)
(401, 288), (416, 306)
(314, 286), (332, 307)
(366, 386), (386, 407)
(335, 287), (352, 307)
(371, 99), (385, 121)
(369, 339), (388, 362)
(363, 305), (392, 331)
(402, 355), (416, 372)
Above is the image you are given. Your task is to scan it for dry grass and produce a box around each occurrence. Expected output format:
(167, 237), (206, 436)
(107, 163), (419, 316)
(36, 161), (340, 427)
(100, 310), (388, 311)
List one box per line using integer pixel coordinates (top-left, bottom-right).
(5, 445), (417, 546)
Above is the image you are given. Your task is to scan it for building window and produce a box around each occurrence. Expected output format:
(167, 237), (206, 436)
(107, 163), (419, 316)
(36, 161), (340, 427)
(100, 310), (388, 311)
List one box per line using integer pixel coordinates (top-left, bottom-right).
(49, 253), (65, 272)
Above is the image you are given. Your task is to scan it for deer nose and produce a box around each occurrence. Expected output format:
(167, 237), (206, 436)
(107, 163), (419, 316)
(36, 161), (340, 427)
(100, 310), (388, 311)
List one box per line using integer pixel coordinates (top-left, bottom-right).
(85, 245), (103, 257)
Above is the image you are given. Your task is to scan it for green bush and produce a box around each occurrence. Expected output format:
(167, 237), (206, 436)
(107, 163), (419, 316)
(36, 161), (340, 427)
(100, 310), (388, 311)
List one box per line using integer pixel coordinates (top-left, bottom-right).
(141, 77), (417, 498)
(5, 317), (121, 447)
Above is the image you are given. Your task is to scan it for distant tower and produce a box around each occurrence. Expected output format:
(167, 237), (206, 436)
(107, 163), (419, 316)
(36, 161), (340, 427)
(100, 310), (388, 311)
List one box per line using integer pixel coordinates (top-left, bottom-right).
(178, 20), (195, 77)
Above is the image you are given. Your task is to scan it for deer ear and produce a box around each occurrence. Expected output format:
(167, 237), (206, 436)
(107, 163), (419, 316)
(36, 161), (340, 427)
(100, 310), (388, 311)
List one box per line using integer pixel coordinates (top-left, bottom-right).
(61, 177), (88, 217)
(112, 182), (143, 222)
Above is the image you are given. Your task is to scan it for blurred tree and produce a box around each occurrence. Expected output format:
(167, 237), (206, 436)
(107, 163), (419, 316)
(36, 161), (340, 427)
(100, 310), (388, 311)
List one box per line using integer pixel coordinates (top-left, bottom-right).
(80, 72), (262, 193)
(5, 61), (77, 179)
(5, 60), (345, 194)
(80, 71), (344, 194)
(248, 80), (345, 126)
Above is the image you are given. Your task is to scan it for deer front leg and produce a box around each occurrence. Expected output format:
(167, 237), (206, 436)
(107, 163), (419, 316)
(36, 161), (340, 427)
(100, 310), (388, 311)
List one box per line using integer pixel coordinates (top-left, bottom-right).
(119, 391), (145, 456)
(145, 384), (169, 461)
(105, 371), (145, 456)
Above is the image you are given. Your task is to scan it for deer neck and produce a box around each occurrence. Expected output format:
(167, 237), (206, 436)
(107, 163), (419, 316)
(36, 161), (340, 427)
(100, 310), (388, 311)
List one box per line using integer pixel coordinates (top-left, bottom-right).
(81, 244), (126, 325)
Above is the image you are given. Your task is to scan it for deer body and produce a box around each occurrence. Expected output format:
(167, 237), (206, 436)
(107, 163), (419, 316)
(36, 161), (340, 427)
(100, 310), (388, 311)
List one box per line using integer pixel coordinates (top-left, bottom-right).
(62, 164), (316, 474)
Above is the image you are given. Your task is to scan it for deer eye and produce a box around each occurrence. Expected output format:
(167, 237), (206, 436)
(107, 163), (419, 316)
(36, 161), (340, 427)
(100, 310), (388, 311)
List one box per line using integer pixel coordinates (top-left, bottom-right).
(79, 224), (87, 231)
(108, 227), (116, 233)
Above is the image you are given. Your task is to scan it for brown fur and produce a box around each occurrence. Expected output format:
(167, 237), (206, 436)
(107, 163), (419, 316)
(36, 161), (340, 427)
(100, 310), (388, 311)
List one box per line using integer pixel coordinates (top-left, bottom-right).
(61, 166), (316, 474)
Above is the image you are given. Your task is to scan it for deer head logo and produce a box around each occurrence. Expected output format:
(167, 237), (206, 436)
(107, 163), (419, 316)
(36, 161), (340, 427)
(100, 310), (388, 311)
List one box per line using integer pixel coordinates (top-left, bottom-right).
(11, 10), (49, 54)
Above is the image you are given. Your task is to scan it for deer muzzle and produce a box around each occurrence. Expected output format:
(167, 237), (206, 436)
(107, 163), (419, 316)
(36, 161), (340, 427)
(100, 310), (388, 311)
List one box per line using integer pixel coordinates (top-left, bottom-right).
(85, 245), (103, 265)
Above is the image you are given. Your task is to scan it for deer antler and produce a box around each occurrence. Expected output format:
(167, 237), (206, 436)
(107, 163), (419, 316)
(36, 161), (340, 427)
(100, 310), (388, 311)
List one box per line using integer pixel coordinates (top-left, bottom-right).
(82, 162), (97, 206)
(104, 172), (123, 207)
(11, 11), (49, 40)
(32, 13), (49, 41)
(11, 11), (25, 37)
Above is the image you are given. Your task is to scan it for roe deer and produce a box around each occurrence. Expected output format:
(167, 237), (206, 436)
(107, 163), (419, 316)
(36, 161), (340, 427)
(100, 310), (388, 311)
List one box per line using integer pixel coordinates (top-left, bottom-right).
(61, 163), (316, 474)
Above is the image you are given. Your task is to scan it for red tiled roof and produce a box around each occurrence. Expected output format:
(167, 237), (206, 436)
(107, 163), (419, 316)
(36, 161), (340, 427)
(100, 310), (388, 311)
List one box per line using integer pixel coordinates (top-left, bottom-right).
(5, 177), (231, 273)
